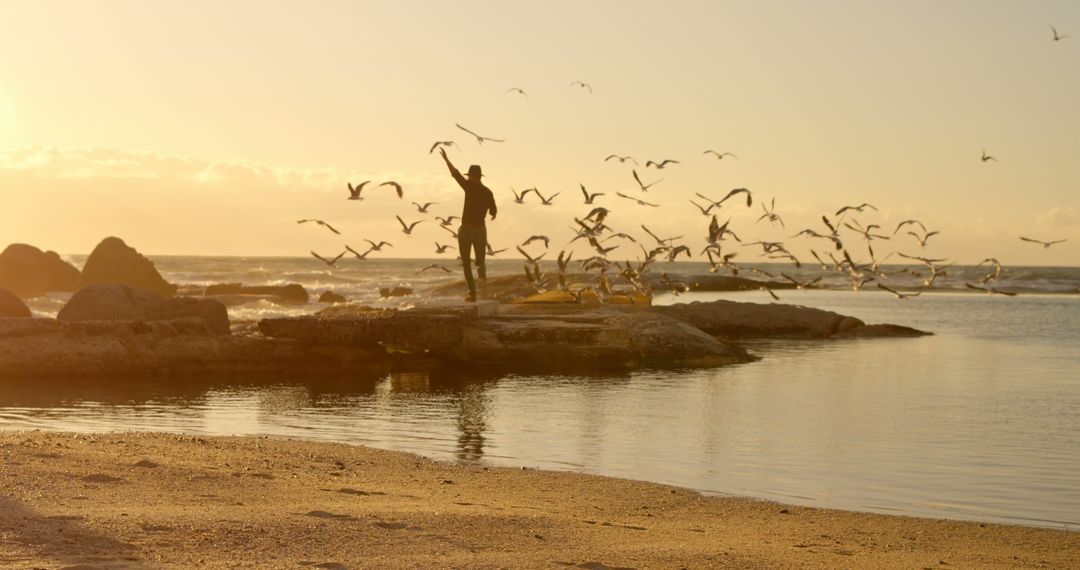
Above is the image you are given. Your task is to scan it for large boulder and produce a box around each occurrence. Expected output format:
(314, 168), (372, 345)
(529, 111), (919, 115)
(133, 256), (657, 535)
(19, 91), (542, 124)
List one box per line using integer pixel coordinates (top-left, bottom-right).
(58, 284), (229, 335)
(318, 290), (348, 304)
(0, 287), (32, 318)
(0, 244), (81, 298)
(79, 237), (176, 298)
(204, 282), (309, 304)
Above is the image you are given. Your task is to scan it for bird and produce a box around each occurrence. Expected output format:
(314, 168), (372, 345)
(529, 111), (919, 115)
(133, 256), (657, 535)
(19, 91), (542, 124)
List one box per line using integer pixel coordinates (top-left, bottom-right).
(416, 264), (452, 274)
(877, 283), (920, 300)
(345, 245), (373, 260)
(506, 87), (528, 99)
(584, 207), (610, 224)
(981, 149), (997, 162)
(485, 243), (508, 256)
(689, 200), (713, 216)
(907, 230), (940, 248)
(570, 80), (592, 93)
(347, 181), (369, 200)
(703, 150), (738, 160)
(511, 187), (533, 204)
(719, 188), (753, 208)
(760, 286), (780, 302)
(580, 184), (604, 204)
(379, 181), (404, 198)
(757, 198), (785, 228)
(893, 219), (927, 235)
(428, 141), (455, 154)
(835, 203), (877, 217)
(311, 250), (346, 267)
(412, 201), (437, 214)
(297, 219), (340, 235)
(455, 123), (506, 144)
(364, 239), (393, 251)
(441, 225), (459, 239)
(395, 215), (424, 236)
(641, 225), (682, 246)
(434, 242), (455, 254)
(782, 273), (823, 290)
(966, 283), (1017, 297)
(435, 216), (459, 227)
(521, 235), (550, 248)
(1020, 236), (1067, 249)
(616, 192), (659, 207)
(1051, 25), (1069, 42)
(976, 258), (1003, 283)
(645, 159), (680, 169)
(632, 169), (663, 192)
(604, 154), (637, 165)
(534, 189), (560, 205)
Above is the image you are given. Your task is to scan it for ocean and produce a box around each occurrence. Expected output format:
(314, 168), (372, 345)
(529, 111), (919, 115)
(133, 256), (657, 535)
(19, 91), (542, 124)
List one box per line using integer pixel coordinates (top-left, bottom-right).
(5, 256), (1080, 530)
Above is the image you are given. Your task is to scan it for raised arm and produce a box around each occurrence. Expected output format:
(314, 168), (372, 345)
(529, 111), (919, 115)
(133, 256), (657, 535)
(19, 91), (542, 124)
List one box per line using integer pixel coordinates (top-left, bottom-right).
(439, 148), (466, 189)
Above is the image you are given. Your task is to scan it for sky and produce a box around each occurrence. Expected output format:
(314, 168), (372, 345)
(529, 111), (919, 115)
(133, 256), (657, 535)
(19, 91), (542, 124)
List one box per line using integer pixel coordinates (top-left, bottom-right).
(0, 0), (1077, 266)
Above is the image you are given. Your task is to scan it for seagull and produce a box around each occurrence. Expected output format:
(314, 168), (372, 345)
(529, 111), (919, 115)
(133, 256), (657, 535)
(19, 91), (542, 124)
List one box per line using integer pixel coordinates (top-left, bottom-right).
(534, 189), (560, 205)
(782, 273), (823, 290)
(455, 123), (506, 144)
(603, 232), (636, 243)
(435, 216), (459, 227)
(428, 141), (455, 154)
(719, 188), (753, 208)
(569, 80), (592, 93)
(521, 235), (550, 248)
(347, 181), (370, 200)
(412, 201), (437, 214)
(981, 149), (997, 162)
(584, 207), (610, 224)
(617, 192), (659, 207)
(757, 198), (785, 228)
(641, 225), (682, 246)
(907, 230), (940, 248)
(441, 225), (459, 239)
(311, 250), (346, 267)
(416, 264), (452, 274)
(877, 283), (920, 300)
(379, 181), (404, 198)
(761, 286), (780, 302)
(604, 154), (637, 165)
(835, 203), (877, 217)
(976, 258), (1003, 283)
(893, 219), (927, 235)
(364, 239), (393, 251)
(966, 283), (1017, 296)
(486, 243), (508, 256)
(395, 215), (424, 236)
(1051, 25), (1069, 42)
(703, 150), (738, 160)
(511, 187), (534, 204)
(506, 87), (528, 99)
(434, 242), (455, 254)
(689, 200), (713, 216)
(844, 219), (890, 241)
(297, 219), (340, 235)
(345, 245), (373, 260)
(632, 169), (663, 192)
(645, 159), (680, 169)
(1020, 236), (1068, 249)
(580, 184), (604, 204)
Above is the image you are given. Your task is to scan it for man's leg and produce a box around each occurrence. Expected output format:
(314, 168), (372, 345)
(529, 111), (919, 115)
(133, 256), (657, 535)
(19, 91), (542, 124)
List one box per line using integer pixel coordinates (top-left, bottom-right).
(474, 226), (487, 291)
(458, 227), (476, 300)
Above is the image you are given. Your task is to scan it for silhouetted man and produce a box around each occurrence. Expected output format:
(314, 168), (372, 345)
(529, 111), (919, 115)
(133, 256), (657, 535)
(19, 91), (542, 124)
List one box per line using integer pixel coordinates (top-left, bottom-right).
(439, 148), (497, 302)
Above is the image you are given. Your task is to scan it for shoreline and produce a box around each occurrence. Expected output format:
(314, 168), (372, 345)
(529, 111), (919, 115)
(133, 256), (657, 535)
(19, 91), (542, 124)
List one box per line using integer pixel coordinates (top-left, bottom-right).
(2, 431), (1076, 569)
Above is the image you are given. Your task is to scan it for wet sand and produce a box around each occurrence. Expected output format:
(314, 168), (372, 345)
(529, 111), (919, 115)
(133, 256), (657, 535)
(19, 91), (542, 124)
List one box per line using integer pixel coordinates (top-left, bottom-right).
(1, 431), (1075, 569)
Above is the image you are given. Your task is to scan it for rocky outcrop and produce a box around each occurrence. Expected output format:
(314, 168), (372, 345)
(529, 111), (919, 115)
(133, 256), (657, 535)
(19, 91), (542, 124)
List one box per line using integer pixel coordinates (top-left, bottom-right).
(58, 284), (230, 335)
(0, 244), (80, 298)
(204, 283), (310, 304)
(0, 287), (32, 318)
(655, 300), (929, 339)
(379, 286), (414, 298)
(79, 237), (176, 298)
(318, 291), (347, 304)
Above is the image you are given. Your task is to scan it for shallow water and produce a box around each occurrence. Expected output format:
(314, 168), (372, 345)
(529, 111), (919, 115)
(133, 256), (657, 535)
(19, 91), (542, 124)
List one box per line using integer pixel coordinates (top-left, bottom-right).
(5, 283), (1079, 530)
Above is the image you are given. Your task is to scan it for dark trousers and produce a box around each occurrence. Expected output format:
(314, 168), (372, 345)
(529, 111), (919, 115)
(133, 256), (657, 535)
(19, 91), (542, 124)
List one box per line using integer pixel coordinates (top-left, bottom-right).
(458, 223), (487, 296)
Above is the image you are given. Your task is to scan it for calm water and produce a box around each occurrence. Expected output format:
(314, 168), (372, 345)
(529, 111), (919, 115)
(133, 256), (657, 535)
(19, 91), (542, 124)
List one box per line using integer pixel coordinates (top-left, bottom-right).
(7, 258), (1080, 530)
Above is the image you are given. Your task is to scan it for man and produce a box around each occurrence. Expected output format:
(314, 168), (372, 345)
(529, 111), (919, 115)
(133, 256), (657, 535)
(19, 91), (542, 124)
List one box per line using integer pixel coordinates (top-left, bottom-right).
(439, 148), (497, 302)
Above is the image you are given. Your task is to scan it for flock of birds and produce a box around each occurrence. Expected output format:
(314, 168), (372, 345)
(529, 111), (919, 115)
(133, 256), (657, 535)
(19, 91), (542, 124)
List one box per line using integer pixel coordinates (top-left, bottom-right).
(296, 27), (1072, 303)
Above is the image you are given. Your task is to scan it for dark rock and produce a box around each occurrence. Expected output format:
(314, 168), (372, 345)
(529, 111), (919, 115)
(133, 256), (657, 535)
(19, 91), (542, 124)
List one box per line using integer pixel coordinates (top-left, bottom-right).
(379, 286), (414, 298)
(0, 287), (32, 318)
(204, 282), (309, 305)
(58, 284), (230, 335)
(0, 243), (80, 298)
(832, 323), (931, 338)
(318, 291), (348, 304)
(274, 283), (309, 304)
(79, 237), (176, 298)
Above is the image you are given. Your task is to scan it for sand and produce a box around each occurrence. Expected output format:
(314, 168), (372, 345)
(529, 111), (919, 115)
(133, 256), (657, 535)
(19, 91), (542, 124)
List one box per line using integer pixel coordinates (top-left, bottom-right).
(1, 431), (1075, 569)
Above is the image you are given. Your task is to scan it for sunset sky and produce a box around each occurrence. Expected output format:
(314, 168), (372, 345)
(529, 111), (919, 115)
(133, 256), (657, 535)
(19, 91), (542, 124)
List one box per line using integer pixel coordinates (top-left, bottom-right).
(1, 0), (1077, 265)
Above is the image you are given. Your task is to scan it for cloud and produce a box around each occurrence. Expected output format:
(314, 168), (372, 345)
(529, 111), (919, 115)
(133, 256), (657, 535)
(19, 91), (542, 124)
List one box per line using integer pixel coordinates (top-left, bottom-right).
(1038, 206), (1080, 228)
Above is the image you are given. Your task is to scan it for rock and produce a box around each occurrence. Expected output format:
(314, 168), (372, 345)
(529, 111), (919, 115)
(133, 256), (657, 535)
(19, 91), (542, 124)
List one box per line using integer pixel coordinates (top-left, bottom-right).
(204, 282), (309, 305)
(379, 286), (414, 298)
(0, 243), (81, 298)
(58, 284), (230, 335)
(832, 323), (930, 338)
(318, 291), (348, 304)
(79, 237), (176, 298)
(0, 287), (32, 318)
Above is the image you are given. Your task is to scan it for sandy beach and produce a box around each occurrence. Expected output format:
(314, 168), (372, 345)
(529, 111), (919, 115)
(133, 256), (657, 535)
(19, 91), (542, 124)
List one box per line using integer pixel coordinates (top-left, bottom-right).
(1, 431), (1075, 569)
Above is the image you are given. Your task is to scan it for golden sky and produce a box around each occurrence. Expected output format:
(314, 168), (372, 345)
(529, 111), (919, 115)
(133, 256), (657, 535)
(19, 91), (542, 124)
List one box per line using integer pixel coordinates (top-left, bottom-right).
(1, 0), (1077, 265)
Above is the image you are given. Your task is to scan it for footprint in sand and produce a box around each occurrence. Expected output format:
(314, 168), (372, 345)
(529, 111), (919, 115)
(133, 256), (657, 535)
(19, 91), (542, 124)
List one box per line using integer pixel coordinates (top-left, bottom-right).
(328, 487), (385, 496)
(133, 459), (159, 468)
(304, 511), (358, 521)
(79, 474), (123, 484)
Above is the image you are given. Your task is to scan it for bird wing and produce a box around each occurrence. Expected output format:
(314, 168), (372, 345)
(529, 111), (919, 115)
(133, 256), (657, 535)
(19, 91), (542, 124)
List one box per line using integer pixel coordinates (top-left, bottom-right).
(396, 215), (407, 229)
(323, 222), (341, 235)
(311, 251), (328, 263)
(455, 123), (481, 139)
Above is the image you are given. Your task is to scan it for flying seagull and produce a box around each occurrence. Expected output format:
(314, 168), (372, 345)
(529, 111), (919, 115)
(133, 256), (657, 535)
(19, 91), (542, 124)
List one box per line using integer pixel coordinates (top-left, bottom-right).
(580, 184), (604, 204)
(345, 245), (372, 260)
(981, 149), (997, 162)
(347, 181), (369, 201)
(570, 80), (592, 93)
(757, 198), (784, 228)
(632, 169), (663, 192)
(434, 242), (455, 254)
(719, 188), (753, 208)
(645, 159), (680, 169)
(511, 187), (534, 204)
(966, 283), (1017, 297)
(379, 181), (404, 198)
(297, 219), (340, 235)
(877, 283), (920, 300)
(703, 150), (738, 160)
(1020, 236), (1068, 249)
(616, 191), (659, 207)
(364, 239), (393, 251)
(522, 235), (551, 248)
(395, 215), (424, 236)
(416, 264), (452, 274)
(428, 141), (455, 154)
(689, 200), (713, 216)
(604, 154), (637, 165)
(412, 201), (437, 214)
(835, 203), (877, 217)
(506, 87), (528, 99)
(311, 250), (346, 267)
(534, 189), (560, 206)
(455, 123), (506, 144)
(435, 215), (459, 227)
(893, 219), (927, 235)
(1051, 25), (1069, 42)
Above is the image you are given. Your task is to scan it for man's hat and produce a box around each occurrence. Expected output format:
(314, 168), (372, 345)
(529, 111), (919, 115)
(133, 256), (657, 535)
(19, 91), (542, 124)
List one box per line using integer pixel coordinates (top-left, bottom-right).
(467, 164), (483, 177)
